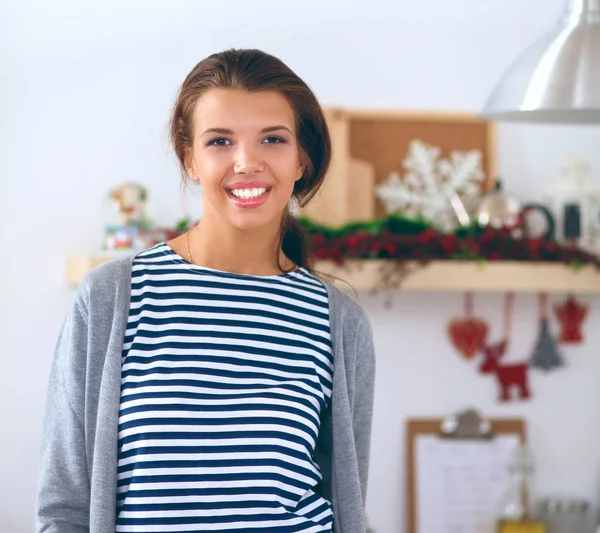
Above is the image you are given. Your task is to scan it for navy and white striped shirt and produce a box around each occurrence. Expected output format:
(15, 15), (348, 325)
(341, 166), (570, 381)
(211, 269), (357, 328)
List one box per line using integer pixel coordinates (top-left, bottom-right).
(116, 243), (334, 532)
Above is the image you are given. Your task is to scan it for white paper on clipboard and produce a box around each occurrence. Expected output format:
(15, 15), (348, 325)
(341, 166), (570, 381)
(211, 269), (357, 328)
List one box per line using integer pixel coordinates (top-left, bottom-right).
(415, 434), (521, 533)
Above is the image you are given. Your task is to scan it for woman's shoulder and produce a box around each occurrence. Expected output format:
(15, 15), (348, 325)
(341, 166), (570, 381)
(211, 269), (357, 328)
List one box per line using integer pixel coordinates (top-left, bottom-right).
(318, 276), (373, 331)
(319, 276), (376, 371)
(74, 253), (135, 313)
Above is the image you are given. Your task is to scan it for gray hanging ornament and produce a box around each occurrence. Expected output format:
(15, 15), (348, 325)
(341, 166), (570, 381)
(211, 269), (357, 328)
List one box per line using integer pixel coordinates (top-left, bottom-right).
(530, 294), (564, 371)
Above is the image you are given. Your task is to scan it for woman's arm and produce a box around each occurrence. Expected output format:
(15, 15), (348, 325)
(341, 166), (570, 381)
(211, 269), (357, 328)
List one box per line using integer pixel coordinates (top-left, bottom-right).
(36, 298), (90, 533)
(352, 315), (377, 506)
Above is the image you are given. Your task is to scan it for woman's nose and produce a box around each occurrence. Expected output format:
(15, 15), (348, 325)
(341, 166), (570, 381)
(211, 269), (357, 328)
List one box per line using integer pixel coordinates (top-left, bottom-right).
(233, 145), (264, 174)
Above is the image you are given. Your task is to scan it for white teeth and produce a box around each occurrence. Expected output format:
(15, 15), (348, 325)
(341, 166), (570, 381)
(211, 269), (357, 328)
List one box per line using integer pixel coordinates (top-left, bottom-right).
(230, 187), (268, 199)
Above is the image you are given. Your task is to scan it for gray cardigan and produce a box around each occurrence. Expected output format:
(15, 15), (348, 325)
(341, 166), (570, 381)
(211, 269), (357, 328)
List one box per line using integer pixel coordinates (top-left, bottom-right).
(37, 254), (376, 533)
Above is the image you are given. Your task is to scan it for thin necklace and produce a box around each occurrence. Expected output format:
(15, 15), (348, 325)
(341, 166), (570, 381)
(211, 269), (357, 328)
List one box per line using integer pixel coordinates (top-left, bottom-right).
(185, 228), (194, 264)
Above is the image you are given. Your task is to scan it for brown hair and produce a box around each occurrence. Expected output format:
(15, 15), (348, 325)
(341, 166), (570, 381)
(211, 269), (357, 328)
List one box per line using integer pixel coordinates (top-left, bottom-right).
(169, 48), (332, 276)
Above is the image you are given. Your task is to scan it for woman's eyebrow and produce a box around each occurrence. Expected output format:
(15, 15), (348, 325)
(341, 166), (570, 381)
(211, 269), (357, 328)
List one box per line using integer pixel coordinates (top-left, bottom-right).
(261, 125), (293, 134)
(201, 127), (233, 136)
(201, 125), (293, 136)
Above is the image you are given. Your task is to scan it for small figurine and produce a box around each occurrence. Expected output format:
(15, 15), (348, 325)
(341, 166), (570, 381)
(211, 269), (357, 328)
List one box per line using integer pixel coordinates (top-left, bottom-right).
(103, 182), (153, 252)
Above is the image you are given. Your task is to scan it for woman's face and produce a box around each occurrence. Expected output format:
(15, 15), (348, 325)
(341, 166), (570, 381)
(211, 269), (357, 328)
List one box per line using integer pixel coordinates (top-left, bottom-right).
(185, 88), (305, 233)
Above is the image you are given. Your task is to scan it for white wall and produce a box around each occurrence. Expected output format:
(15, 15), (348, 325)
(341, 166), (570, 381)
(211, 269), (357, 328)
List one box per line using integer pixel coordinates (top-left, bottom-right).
(2, 1), (600, 532)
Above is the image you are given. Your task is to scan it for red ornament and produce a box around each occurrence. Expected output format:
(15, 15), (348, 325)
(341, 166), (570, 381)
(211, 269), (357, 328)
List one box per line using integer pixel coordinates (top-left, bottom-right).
(448, 293), (489, 359)
(449, 320), (489, 359)
(554, 295), (588, 344)
(479, 340), (531, 402)
(478, 293), (531, 402)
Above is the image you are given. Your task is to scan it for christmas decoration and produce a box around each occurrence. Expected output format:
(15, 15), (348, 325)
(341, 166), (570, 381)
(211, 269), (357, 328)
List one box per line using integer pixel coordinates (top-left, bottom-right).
(480, 343), (531, 402)
(554, 294), (588, 343)
(530, 293), (563, 371)
(299, 213), (600, 269)
(375, 139), (485, 231)
(518, 203), (556, 240)
(298, 212), (600, 295)
(475, 179), (522, 230)
(448, 292), (489, 359)
(478, 293), (531, 402)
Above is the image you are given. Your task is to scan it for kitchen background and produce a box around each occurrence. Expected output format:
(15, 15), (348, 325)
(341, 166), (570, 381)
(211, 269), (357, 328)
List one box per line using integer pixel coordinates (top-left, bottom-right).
(2, 1), (600, 532)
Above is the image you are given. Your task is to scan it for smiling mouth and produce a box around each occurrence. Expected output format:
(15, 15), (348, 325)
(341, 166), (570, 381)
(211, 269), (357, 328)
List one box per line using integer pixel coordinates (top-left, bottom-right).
(226, 187), (272, 199)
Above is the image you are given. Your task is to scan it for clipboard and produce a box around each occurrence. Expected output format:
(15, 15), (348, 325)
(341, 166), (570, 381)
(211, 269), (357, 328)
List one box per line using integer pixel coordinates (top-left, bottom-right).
(406, 409), (527, 533)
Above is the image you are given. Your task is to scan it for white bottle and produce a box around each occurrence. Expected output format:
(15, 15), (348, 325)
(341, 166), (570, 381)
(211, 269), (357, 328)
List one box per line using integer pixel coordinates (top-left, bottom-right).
(497, 446), (534, 522)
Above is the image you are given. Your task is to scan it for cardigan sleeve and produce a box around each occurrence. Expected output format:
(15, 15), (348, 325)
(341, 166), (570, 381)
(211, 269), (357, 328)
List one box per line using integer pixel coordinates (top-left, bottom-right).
(352, 313), (377, 507)
(36, 296), (90, 533)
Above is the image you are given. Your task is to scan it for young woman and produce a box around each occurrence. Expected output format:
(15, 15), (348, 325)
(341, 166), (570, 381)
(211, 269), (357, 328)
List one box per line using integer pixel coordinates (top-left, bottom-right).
(37, 48), (376, 533)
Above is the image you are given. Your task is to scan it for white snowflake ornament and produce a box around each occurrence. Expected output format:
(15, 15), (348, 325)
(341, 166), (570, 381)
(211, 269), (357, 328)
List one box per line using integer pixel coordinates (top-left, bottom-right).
(375, 139), (485, 230)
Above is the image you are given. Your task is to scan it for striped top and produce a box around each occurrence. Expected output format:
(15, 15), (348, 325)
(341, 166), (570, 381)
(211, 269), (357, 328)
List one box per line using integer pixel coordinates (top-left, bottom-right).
(116, 243), (334, 533)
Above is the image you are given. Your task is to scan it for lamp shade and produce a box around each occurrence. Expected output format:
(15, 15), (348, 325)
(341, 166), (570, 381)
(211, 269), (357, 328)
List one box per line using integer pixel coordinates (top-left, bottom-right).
(480, 0), (600, 124)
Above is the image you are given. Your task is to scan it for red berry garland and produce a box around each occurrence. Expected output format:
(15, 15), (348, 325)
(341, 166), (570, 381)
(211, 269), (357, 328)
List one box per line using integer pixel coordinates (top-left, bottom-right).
(300, 215), (600, 270)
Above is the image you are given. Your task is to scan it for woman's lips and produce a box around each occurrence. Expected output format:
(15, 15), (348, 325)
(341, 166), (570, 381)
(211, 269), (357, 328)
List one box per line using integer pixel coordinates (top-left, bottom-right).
(226, 187), (271, 208)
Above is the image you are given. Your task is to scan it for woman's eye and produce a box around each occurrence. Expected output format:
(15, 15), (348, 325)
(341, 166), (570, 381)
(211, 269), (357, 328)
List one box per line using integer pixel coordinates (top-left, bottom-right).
(264, 136), (286, 144)
(207, 138), (231, 147)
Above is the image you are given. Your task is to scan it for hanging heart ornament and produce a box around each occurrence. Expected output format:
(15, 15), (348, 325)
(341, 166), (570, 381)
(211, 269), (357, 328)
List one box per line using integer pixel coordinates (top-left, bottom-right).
(448, 318), (489, 359)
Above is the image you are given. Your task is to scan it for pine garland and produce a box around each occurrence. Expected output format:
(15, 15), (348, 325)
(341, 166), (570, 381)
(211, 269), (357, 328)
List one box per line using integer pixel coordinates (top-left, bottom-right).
(298, 214), (600, 270)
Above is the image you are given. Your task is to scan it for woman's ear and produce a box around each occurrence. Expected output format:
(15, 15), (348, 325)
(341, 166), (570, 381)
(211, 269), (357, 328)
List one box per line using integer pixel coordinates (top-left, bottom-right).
(296, 156), (306, 182)
(183, 146), (198, 182)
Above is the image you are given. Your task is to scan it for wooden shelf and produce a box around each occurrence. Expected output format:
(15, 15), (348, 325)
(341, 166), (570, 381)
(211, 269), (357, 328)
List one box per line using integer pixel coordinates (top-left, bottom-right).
(320, 260), (600, 293)
(66, 255), (600, 293)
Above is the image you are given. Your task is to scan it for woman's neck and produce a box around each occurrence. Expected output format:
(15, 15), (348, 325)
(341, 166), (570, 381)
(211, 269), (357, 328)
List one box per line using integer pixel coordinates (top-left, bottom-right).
(182, 219), (297, 276)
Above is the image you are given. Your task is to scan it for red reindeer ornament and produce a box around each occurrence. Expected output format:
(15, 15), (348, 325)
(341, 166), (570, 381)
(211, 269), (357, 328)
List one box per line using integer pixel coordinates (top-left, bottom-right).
(478, 293), (531, 402)
(479, 340), (531, 402)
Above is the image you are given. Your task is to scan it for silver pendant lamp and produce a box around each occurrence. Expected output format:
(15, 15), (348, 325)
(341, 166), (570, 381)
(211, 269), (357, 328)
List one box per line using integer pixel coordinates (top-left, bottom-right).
(479, 0), (600, 124)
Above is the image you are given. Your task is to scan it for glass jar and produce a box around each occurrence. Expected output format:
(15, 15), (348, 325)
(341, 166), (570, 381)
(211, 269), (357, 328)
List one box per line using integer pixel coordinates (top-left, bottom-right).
(538, 499), (591, 533)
